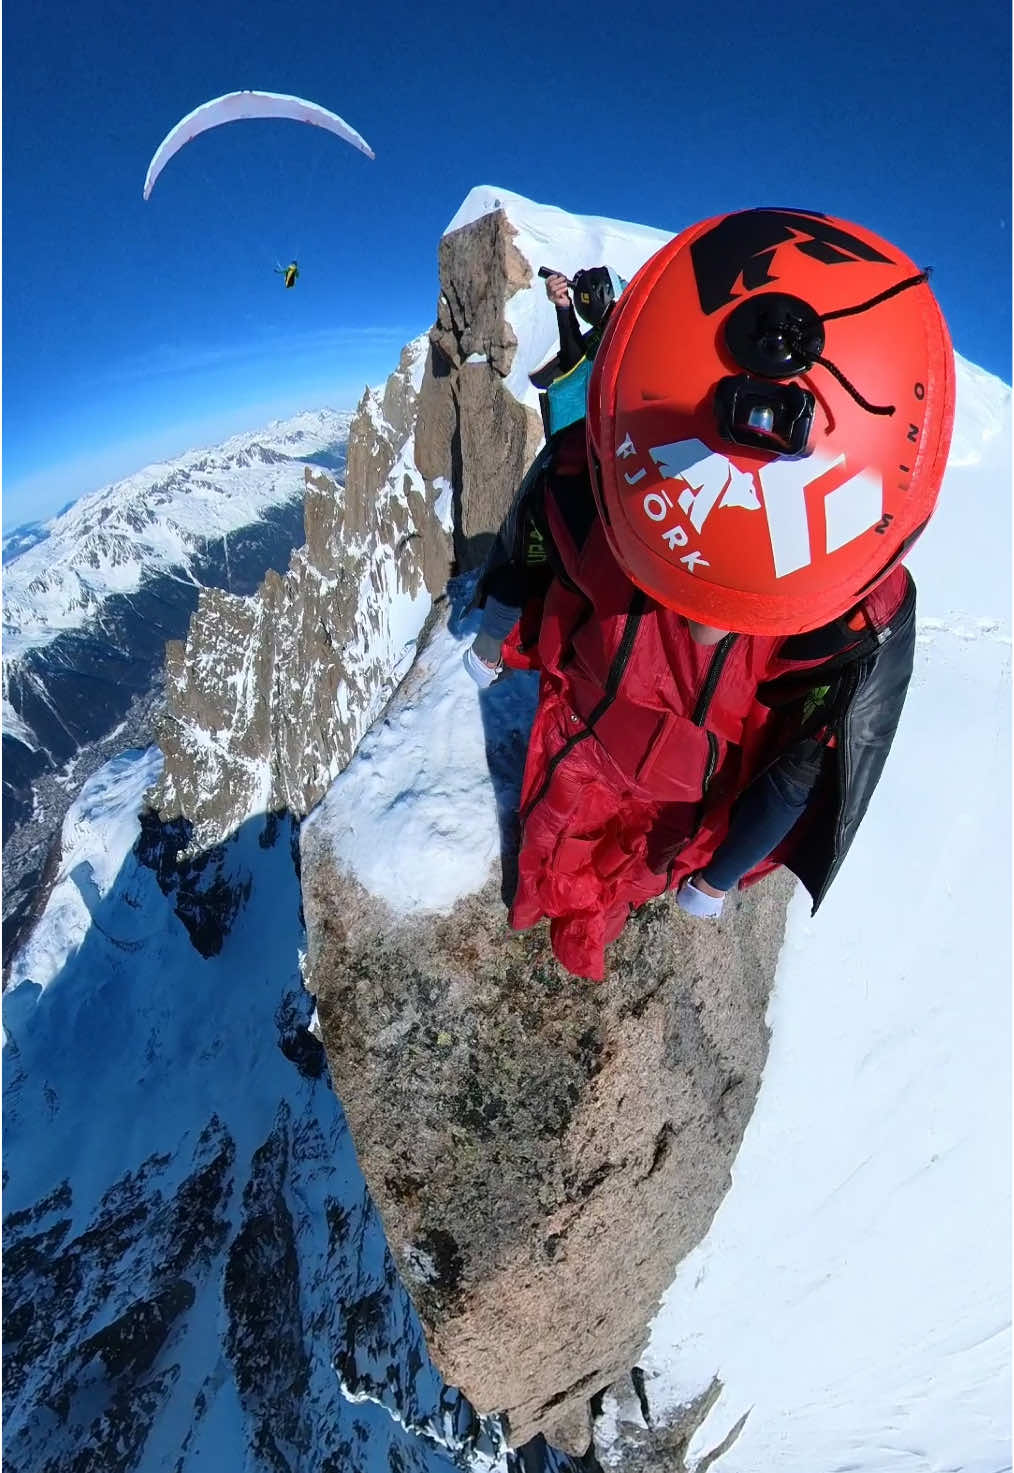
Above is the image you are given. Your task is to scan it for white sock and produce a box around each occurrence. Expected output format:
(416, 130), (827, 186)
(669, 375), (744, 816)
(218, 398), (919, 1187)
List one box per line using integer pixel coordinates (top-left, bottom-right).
(676, 877), (725, 919)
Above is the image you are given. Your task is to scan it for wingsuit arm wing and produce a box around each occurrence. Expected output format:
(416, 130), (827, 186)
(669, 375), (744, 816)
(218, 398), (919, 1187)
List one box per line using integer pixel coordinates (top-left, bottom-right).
(475, 440), (556, 619)
(791, 573), (918, 911)
(470, 423), (598, 677)
(698, 736), (828, 893)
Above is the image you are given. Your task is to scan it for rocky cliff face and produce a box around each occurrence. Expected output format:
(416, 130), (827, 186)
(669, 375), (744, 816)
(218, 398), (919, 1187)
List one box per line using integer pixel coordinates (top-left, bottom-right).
(3, 786), (508, 1473)
(153, 207), (544, 852)
(151, 341), (449, 853)
(302, 830), (789, 1454)
(416, 207), (544, 569)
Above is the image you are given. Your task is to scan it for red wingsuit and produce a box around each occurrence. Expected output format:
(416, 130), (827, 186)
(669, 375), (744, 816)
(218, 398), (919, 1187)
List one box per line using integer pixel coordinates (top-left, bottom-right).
(504, 426), (913, 980)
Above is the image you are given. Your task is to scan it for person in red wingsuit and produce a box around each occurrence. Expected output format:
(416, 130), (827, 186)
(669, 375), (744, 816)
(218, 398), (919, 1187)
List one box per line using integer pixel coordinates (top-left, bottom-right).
(464, 208), (955, 982)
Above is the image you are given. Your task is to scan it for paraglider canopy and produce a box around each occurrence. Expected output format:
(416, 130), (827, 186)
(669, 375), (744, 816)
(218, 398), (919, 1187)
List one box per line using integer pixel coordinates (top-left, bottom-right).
(143, 90), (374, 201)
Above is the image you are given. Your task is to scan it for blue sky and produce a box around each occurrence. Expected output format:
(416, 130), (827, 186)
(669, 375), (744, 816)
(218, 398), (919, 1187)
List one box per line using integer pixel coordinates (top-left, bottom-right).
(2, 0), (1010, 528)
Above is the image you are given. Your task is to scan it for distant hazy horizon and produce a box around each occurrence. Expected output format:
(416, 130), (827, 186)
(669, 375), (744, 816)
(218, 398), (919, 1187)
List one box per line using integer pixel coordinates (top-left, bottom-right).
(2, 385), (367, 532)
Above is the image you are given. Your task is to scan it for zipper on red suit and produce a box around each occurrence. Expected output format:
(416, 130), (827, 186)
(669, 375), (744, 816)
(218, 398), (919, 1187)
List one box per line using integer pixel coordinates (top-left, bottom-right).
(520, 592), (649, 821)
(664, 633), (739, 890)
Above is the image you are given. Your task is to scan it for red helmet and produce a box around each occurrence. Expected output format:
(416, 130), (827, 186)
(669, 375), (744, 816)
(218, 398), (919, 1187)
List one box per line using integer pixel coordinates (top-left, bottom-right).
(586, 208), (955, 634)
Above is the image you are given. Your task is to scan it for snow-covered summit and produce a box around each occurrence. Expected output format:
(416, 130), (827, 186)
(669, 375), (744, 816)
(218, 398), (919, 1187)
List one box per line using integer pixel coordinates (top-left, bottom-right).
(2, 407), (354, 661)
(446, 185), (672, 407)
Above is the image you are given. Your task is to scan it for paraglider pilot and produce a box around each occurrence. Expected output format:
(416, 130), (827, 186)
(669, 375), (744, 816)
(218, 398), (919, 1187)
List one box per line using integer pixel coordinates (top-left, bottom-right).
(276, 261), (300, 289)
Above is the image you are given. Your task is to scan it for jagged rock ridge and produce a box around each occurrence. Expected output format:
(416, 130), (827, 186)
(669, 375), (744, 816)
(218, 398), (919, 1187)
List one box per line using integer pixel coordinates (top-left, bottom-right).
(3, 409), (354, 657)
(151, 341), (453, 853)
(151, 207), (550, 851)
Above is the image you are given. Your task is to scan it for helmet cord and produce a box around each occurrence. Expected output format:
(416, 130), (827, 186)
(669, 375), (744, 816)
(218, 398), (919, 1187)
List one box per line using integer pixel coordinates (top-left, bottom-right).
(804, 271), (931, 417)
(805, 351), (897, 416)
(819, 271), (929, 324)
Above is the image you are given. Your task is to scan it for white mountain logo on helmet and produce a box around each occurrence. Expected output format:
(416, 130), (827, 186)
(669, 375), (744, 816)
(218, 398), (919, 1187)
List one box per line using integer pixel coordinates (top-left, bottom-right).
(615, 432), (884, 579)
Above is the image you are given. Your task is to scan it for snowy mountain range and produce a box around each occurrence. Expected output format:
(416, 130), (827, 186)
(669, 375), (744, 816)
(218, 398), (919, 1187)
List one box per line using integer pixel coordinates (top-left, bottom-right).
(2, 519), (57, 565)
(1, 407), (353, 961)
(2, 408), (354, 660)
(3, 187), (1010, 1473)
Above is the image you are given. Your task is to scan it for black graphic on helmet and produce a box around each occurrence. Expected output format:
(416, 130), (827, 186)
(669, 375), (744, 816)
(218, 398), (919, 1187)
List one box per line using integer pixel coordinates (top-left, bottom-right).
(690, 209), (895, 314)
